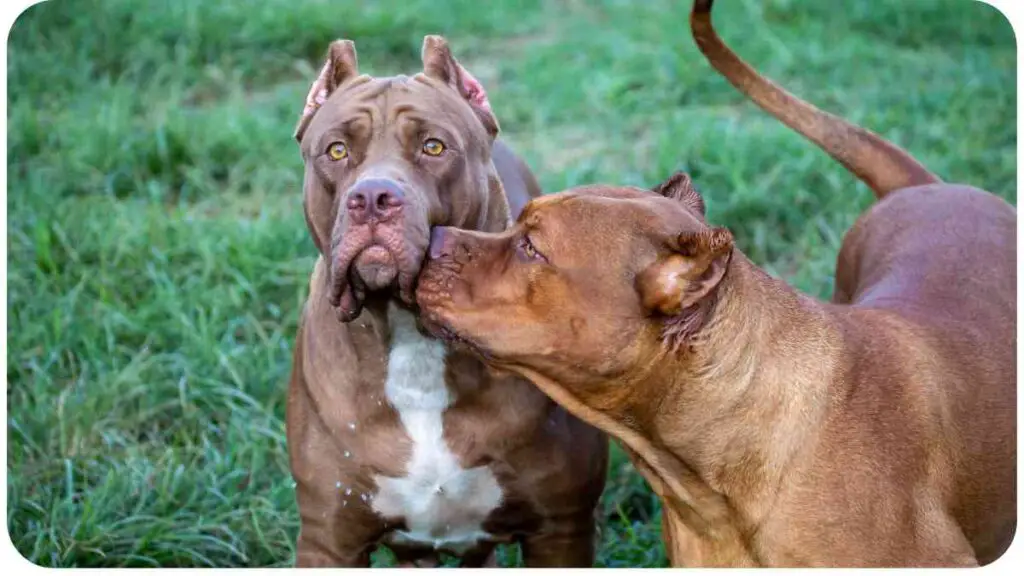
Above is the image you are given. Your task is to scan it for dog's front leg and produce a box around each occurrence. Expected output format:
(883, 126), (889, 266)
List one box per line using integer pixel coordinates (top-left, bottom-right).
(519, 516), (596, 567)
(294, 528), (372, 567)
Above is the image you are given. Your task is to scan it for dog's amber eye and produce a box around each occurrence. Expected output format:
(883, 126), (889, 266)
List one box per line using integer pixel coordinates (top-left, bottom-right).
(518, 236), (545, 262)
(422, 138), (446, 156)
(327, 142), (348, 160)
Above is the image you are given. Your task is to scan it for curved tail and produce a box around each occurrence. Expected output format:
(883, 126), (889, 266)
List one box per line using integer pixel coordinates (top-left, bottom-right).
(690, 0), (940, 199)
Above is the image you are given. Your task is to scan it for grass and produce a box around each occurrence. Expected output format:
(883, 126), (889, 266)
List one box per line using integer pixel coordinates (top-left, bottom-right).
(4, 0), (1015, 567)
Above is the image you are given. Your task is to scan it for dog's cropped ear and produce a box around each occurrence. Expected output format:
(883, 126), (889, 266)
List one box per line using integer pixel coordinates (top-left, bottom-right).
(421, 35), (499, 138)
(652, 172), (706, 217)
(293, 40), (360, 143)
(636, 227), (733, 316)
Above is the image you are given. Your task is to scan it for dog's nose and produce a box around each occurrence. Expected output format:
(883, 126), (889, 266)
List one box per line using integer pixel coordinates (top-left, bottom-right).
(429, 226), (456, 260)
(345, 178), (405, 223)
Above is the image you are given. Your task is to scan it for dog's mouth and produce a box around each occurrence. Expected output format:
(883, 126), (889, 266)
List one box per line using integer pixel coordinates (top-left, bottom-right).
(418, 311), (492, 359)
(436, 324), (469, 347)
(329, 232), (425, 322)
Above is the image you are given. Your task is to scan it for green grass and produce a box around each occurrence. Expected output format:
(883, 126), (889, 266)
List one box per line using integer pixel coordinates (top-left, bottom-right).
(5, 0), (1015, 567)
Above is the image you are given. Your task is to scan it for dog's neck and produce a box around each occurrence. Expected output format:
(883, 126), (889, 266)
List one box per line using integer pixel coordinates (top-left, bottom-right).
(631, 253), (843, 526)
(478, 159), (513, 232)
(516, 254), (844, 564)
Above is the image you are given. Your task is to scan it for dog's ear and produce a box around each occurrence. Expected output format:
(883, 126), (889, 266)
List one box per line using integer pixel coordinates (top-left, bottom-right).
(652, 172), (706, 216)
(636, 227), (733, 316)
(421, 35), (499, 138)
(293, 39), (360, 143)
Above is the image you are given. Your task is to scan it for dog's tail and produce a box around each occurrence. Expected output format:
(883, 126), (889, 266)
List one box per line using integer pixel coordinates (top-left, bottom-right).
(689, 0), (940, 199)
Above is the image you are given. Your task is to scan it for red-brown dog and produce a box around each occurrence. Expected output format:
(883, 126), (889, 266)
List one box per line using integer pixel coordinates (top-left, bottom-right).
(416, 1), (1015, 567)
(287, 36), (607, 567)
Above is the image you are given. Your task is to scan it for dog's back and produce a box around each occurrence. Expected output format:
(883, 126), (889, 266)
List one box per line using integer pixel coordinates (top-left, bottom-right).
(834, 184), (1015, 562)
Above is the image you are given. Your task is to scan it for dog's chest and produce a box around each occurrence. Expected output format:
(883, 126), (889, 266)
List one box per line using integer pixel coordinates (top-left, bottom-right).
(371, 304), (503, 552)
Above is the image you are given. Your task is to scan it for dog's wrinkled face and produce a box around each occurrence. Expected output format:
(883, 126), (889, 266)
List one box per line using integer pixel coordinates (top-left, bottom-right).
(295, 36), (502, 322)
(416, 173), (734, 386)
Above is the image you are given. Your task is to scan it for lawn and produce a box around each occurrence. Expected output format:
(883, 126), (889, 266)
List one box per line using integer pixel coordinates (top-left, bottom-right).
(4, 0), (1015, 567)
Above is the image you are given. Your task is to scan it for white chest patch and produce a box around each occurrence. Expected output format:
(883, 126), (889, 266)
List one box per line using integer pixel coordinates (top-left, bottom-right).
(371, 303), (503, 552)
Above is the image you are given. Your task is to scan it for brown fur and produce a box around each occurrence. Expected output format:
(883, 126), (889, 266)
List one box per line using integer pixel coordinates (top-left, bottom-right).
(287, 36), (607, 567)
(414, 3), (1015, 567)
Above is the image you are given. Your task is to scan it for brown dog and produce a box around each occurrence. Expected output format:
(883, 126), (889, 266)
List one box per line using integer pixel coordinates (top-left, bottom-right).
(286, 36), (608, 567)
(415, 1), (1015, 567)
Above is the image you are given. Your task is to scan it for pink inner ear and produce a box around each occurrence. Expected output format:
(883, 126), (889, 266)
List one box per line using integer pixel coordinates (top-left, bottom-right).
(456, 63), (492, 113)
(300, 60), (332, 120)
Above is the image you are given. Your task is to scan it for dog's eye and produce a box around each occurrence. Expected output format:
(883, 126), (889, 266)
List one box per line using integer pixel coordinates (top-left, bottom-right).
(422, 138), (446, 157)
(327, 142), (348, 161)
(518, 236), (545, 262)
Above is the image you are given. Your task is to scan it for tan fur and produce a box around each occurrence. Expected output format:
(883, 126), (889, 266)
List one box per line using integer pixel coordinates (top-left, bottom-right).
(414, 4), (1015, 566)
(287, 37), (607, 567)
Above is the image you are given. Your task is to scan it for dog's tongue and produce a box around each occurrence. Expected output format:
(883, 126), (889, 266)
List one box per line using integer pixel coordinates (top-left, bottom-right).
(353, 245), (398, 290)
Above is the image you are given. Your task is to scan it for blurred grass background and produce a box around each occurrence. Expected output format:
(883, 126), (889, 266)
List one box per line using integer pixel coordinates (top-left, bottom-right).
(5, 0), (1015, 567)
